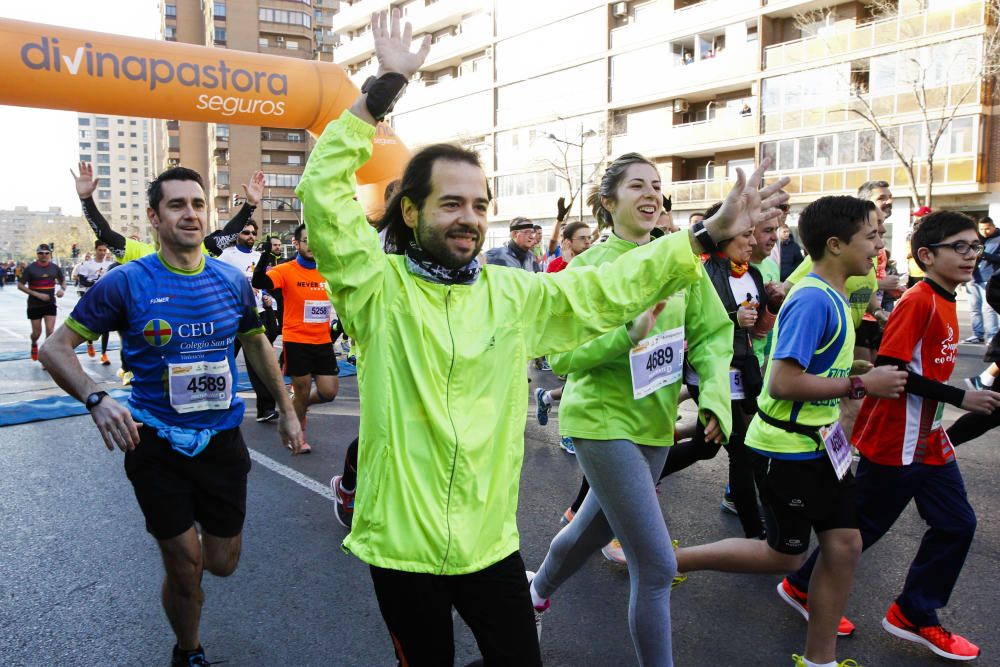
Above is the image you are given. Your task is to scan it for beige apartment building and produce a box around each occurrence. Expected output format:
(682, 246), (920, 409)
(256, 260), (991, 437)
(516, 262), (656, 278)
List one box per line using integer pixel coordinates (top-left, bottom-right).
(161, 0), (339, 237)
(76, 113), (157, 244)
(0, 206), (87, 262)
(330, 0), (996, 260)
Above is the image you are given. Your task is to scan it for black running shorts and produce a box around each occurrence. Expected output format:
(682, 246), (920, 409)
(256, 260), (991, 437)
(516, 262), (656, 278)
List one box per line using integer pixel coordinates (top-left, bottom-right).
(855, 319), (882, 351)
(26, 302), (57, 320)
(124, 426), (251, 541)
(283, 341), (340, 377)
(751, 450), (858, 555)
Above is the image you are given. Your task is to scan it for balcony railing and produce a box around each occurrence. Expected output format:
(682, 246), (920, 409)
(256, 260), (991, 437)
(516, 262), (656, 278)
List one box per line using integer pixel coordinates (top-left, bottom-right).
(423, 19), (491, 70)
(764, 0), (984, 70)
(610, 0), (751, 50)
(763, 84), (982, 134)
(393, 70), (492, 114)
(612, 111), (757, 158)
(328, 0), (381, 34)
(333, 30), (374, 65)
(611, 47), (760, 104)
(669, 155), (979, 204)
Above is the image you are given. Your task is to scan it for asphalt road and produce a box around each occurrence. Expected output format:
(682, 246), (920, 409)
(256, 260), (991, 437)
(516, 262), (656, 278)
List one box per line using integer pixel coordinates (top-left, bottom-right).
(0, 284), (997, 666)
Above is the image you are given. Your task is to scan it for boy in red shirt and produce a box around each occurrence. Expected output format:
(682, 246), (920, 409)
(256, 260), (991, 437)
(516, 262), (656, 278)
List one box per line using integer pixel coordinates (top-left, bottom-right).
(777, 211), (1000, 662)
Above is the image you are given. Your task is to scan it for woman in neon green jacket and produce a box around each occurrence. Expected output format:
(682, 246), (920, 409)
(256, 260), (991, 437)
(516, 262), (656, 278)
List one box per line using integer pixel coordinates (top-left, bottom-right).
(528, 153), (736, 666)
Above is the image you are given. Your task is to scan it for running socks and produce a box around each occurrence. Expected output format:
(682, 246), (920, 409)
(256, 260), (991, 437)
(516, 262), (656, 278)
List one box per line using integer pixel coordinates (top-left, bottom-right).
(529, 580), (548, 610)
(980, 370), (995, 387)
(540, 391), (553, 406)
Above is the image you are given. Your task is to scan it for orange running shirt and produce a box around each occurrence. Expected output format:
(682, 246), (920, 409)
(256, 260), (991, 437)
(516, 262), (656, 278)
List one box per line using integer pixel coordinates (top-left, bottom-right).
(266, 259), (333, 345)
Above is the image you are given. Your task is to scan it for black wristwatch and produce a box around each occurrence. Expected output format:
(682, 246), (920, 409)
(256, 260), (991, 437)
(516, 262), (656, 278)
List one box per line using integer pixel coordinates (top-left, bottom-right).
(85, 390), (109, 411)
(691, 220), (721, 253)
(847, 376), (867, 400)
(361, 72), (409, 121)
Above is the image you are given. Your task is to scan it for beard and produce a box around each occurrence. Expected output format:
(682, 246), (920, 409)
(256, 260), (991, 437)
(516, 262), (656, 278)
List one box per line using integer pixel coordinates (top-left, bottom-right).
(415, 213), (483, 269)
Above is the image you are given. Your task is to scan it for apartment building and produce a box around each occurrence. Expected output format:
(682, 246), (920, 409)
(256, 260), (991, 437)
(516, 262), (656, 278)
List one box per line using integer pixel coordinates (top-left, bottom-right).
(161, 0), (339, 237)
(330, 0), (996, 258)
(76, 114), (156, 244)
(0, 206), (86, 262)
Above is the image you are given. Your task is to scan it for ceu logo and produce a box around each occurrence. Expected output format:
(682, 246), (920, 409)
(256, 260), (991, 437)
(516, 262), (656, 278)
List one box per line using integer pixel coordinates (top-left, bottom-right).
(143, 319), (173, 347)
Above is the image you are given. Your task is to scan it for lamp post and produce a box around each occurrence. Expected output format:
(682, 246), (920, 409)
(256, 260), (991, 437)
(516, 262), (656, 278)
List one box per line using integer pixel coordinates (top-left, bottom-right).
(547, 127), (597, 221)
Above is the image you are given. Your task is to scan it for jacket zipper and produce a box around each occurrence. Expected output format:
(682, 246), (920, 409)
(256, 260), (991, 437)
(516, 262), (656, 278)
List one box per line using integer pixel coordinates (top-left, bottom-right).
(440, 288), (461, 573)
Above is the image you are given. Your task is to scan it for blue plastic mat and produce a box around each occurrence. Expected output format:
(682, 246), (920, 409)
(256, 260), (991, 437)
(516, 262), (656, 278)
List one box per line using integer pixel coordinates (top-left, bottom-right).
(0, 365), (355, 427)
(0, 341), (122, 363)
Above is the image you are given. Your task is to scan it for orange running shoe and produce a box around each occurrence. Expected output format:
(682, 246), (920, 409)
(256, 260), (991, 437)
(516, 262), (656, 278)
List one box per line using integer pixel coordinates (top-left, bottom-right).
(881, 601), (979, 661)
(777, 577), (856, 637)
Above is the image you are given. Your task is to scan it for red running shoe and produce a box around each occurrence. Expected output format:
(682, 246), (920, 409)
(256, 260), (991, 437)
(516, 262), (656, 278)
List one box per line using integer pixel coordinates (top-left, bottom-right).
(777, 577), (856, 636)
(30, 343), (38, 361)
(881, 601), (979, 661)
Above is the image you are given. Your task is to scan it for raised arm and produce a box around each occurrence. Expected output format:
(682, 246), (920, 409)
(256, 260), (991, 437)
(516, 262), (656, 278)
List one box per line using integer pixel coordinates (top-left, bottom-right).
(204, 170), (264, 255)
(72, 162), (127, 259)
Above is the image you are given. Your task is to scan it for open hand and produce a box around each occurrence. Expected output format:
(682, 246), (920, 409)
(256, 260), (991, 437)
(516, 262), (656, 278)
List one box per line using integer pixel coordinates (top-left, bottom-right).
(91, 397), (143, 452)
(70, 161), (99, 199)
(703, 159), (790, 245)
(961, 390), (1000, 415)
(556, 197), (569, 222)
(241, 170), (265, 207)
(372, 9), (431, 79)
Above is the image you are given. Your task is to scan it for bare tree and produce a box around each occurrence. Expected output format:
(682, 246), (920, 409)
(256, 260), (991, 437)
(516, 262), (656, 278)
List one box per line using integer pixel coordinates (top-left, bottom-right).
(540, 131), (607, 221)
(793, 0), (1000, 208)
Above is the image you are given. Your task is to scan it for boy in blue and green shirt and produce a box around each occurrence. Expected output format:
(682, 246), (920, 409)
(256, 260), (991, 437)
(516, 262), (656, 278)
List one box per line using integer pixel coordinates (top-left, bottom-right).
(676, 196), (908, 667)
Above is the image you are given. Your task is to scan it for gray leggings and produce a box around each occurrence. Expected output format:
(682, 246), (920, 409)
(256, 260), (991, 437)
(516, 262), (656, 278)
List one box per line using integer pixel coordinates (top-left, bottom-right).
(533, 438), (676, 667)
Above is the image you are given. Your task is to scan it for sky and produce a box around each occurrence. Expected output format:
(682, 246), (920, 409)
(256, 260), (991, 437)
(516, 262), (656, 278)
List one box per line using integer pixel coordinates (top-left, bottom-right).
(0, 1), (161, 214)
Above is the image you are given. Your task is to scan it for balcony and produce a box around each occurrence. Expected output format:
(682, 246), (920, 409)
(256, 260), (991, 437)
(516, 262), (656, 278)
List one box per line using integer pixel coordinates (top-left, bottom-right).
(764, 0), (984, 70)
(393, 70), (492, 114)
(329, 0), (381, 34)
(612, 46), (760, 105)
(669, 155), (981, 206)
(422, 18), (491, 70)
(763, 83), (982, 134)
(610, 0), (755, 50)
(407, 0), (470, 35)
(333, 31), (374, 66)
(612, 109), (757, 158)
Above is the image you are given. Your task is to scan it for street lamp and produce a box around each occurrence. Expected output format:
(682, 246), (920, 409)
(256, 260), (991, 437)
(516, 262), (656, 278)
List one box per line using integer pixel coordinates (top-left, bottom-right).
(547, 127), (598, 222)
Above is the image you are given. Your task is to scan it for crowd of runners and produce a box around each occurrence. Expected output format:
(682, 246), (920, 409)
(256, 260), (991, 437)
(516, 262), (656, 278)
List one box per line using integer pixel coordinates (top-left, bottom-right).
(15, 9), (1000, 667)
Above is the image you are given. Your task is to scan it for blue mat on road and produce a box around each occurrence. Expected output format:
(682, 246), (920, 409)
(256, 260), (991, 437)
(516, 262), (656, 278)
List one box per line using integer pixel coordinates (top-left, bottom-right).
(0, 341), (122, 363)
(0, 364), (356, 427)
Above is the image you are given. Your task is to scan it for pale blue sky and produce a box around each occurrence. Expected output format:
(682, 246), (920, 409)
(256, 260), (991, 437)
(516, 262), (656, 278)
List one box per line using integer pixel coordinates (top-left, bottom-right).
(0, 1), (160, 213)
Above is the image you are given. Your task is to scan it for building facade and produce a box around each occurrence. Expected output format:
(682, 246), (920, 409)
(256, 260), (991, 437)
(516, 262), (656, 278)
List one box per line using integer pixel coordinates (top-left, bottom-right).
(329, 0), (996, 258)
(76, 113), (156, 244)
(0, 206), (86, 263)
(161, 0), (339, 238)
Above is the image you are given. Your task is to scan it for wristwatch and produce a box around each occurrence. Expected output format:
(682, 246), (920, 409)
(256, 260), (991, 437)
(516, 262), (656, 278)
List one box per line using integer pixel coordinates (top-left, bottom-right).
(85, 390), (109, 411)
(847, 376), (866, 400)
(361, 72), (409, 121)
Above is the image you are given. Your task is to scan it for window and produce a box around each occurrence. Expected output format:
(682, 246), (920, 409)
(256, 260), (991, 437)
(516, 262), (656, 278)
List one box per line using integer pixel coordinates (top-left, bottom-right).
(798, 137), (815, 169)
(950, 117), (974, 154)
(216, 124), (229, 140)
(79, 130), (91, 139)
(97, 154), (110, 164)
(259, 37), (269, 48)
(97, 166), (110, 176)
(264, 173), (302, 187)
(120, 203), (128, 209)
(286, 40), (299, 50)
(165, 26), (176, 40)
(80, 154), (92, 162)
(261, 154), (272, 163)
(837, 131), (855, 164)
(97, 142), (110, 151)
(98, 189), (111, 199)
(119, 191), (127, 196)
(131, 168), (139, 173)
(96, 117), (109, 127)
(79, 142), (91, 150)
(858, 130), (876, 162)
(288, 155), (301, 165)
(78, 118), (91, 126)
(117, 119), (124, 124)
(258, 8), (311, 28)
(214, 28), (226, 43)
(130, 132), (137, 138)
(129, 120), (137, 126)
(213, 1), (225, 19)
(165, 4), (176, 17)
(117, 143), (125, 149)
(287, 133), (303, 142)
(218, 171), (230, 186)
(96, 130), (109, 139)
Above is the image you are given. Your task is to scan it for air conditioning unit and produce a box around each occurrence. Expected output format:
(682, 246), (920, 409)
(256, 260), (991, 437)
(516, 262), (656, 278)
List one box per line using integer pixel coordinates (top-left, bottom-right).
(612, 2), (628, 18)
(673, 99), (689, 113)
(275, 35), (286, 44)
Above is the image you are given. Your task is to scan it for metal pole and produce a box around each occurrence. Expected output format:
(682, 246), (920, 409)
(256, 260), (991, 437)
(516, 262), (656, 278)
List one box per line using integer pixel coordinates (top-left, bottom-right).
(579, 141), (584, 222)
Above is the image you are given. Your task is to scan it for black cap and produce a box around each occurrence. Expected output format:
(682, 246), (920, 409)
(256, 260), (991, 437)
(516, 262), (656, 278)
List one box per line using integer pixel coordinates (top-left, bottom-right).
(509, 217), (534, 231)
(36, 243), (51, 252)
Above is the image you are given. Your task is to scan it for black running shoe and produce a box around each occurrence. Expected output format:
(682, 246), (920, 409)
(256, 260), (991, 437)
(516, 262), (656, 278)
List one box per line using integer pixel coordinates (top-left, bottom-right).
(256, 410), (279, 423)
(172, 645), (226, 666)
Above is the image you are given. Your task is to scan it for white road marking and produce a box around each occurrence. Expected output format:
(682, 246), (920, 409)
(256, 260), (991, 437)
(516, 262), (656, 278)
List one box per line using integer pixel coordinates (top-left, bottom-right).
(0, 327), (26, 339)
(248, 447), (335, 502)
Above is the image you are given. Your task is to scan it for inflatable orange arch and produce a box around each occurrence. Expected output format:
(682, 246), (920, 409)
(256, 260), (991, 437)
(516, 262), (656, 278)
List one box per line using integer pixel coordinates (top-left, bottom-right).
(0, 18), (408, 215)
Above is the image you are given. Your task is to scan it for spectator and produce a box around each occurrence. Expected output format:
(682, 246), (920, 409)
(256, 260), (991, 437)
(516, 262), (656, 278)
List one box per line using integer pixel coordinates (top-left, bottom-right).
(965, 216), (1000, 343)
(777, 220), (804, 282)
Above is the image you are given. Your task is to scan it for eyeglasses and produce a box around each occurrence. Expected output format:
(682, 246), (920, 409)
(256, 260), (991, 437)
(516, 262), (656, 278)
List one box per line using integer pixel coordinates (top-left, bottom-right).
(37, 251), (51, 255)
(927, 241), (985, 257)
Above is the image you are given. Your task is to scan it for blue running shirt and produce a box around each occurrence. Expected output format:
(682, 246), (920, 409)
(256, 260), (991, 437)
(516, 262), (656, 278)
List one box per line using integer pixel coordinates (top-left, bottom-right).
(67, 253), (264, 430)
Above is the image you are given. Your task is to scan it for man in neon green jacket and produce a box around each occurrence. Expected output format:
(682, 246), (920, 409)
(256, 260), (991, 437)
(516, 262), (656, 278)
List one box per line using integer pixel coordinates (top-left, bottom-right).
(296, 10), (789, 665)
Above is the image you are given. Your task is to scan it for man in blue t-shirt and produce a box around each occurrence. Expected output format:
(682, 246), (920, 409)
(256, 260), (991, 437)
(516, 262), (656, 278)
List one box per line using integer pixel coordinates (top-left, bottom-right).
(40, 166), (302, 667)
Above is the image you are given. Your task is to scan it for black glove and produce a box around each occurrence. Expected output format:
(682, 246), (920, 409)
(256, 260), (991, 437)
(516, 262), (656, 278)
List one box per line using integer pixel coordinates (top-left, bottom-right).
(556, 197), (569, 222)
(662, 195), (672, 212)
